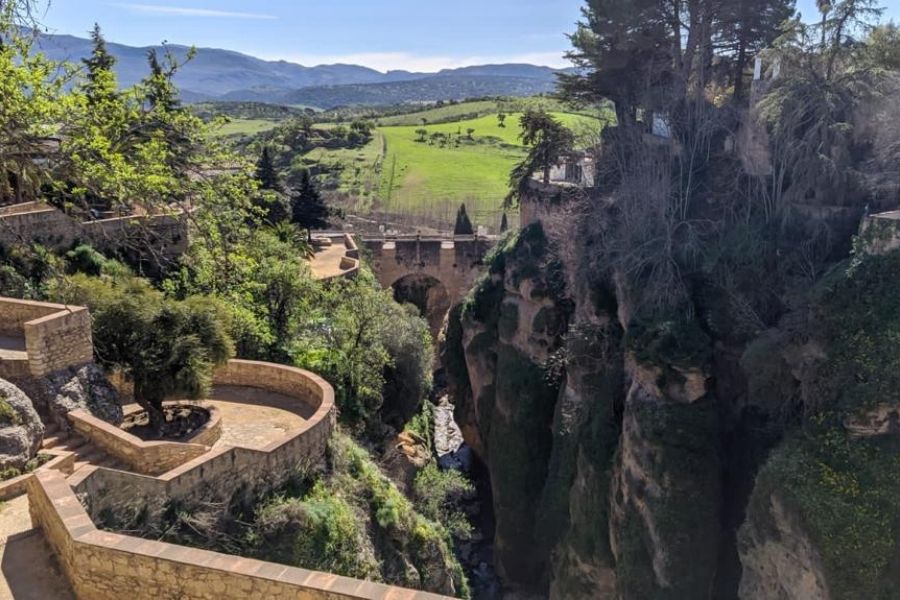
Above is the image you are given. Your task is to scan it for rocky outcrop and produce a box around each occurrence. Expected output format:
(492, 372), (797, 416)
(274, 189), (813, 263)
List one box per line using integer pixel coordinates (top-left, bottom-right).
(609, 357), (721, 598)
(450, 223), (571, 590)
(23, 364), (122, 430)
(0, 378), (45, 470)
(738, 491), (830, 600)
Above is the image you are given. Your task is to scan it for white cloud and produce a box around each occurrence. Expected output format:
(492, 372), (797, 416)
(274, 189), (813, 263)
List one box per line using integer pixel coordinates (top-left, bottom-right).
(112, 3), (276, 20)
(268, 51), (568, 73)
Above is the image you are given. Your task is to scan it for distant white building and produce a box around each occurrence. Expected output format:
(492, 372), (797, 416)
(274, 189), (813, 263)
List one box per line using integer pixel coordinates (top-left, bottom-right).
(546, 151), (596, 187)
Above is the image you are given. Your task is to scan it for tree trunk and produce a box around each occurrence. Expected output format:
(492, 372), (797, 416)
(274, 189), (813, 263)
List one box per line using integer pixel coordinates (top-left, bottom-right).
(135, 383), (166, 436)
(733, 41), (748, 101)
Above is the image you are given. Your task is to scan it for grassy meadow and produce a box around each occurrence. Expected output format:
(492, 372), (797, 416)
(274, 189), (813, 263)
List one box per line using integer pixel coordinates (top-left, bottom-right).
(212, 118), (280, 138)
(325, 107), (606, 229)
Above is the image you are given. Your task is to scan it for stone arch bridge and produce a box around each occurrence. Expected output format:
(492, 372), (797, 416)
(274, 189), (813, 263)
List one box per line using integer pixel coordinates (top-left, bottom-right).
(362, 236), (496, 336)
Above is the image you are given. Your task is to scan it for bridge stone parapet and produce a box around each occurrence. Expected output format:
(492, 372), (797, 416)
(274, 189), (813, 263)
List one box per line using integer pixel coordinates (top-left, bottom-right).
(362, 235), (495, 339)
(363, 235), (495, 306)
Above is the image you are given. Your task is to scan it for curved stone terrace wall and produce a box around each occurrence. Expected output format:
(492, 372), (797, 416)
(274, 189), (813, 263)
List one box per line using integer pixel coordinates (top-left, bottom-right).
(25, 359), (451, 599)
(67, 359), (334, 482)
(28, 470), (452, 600)
(68, 359), (336, 514)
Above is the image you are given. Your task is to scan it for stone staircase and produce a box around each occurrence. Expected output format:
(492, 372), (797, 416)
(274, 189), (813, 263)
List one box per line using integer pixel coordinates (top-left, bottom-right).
(41, 422), (124, 477)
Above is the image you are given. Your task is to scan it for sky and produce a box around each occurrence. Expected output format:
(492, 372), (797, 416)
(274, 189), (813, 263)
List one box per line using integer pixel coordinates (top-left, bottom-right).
(37, 1), (583, 72)
(35, 1), (900, 73)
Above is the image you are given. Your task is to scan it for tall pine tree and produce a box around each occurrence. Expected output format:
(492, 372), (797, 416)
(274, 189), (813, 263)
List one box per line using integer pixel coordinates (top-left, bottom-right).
(82, 23), (118, 106)
(255, 146), (282, 192)
(291, 169), (329, 240)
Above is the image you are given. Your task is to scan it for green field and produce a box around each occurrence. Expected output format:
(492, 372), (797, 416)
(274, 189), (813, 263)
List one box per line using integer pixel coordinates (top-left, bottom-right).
(320, 108), (604, 229)
(375, 97), (594, 127)
(211, 118), (280, 138)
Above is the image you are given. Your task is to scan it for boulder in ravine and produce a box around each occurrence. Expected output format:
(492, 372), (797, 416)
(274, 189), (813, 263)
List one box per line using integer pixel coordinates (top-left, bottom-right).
(0, 378), (45, 471)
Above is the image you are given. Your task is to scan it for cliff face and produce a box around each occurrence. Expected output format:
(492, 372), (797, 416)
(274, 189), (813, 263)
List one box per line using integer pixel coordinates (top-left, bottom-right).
(443, 208), (900, 599)
(446, 222), (723, 597)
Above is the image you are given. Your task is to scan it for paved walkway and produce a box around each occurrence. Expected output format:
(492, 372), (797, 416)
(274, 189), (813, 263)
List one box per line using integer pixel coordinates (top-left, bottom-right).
(309, 241), (353, 280)
(0, 496), (73, 600)
(204, 385), (312, 450)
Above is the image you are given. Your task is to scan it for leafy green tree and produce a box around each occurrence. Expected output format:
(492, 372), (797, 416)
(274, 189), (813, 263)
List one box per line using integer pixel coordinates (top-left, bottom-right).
(291, 169), (330, 240)
(58, 275), (234, 433)
(415, 128), (428, 142)
(0, 12), (66, 204)
(497, 112), (507, 128)
(466, 128), (475, 140)
(453, 204), (474, 235)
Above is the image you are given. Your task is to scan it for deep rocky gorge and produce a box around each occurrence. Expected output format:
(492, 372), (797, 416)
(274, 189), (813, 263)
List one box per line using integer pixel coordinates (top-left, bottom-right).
(442, 201), (900, 599)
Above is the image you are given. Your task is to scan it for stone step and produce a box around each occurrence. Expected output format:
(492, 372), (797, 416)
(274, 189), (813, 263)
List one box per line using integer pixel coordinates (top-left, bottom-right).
(59, 436), (88, 451)
(41, 433), (69, 449)
(71, 459), (92, 472)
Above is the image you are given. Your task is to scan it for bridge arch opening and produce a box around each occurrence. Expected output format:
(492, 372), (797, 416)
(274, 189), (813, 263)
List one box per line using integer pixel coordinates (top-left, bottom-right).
(391, 273), (452, 339)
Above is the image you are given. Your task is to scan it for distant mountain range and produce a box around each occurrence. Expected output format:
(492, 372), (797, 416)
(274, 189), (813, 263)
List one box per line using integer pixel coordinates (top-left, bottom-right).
(33, 31), (565, 108)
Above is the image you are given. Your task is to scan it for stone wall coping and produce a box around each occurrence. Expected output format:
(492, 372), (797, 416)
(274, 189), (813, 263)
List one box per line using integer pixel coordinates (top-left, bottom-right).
(68, 408), (212, 472)
(22, 305), (89, 329)
(0, 447), (75, 501)
(0, 296), (80, 319)
(30, 469), (452, 599)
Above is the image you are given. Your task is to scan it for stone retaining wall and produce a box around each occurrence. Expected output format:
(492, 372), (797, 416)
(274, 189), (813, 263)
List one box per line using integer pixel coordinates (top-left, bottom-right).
(0, 202), (189, 266)
(0, 297), (63, 336)
(72, 360), (336, 514)
(28, 470), (451, 600)
(68, 407), (214, 476)
(24, 307), (94, 376)
(0, 207), (78, 248)
(0, 297), (94, 378)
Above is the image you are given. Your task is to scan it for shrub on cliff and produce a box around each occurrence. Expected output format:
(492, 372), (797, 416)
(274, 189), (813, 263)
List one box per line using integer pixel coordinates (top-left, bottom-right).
(291, 270), (433, 432)
(747, 418), (900, 599)
(808, 251), (900, 415)
(252, 433), (470, 598)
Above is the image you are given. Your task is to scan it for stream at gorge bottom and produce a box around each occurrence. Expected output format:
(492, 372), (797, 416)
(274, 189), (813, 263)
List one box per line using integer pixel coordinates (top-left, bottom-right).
(433, 394), (503, 599)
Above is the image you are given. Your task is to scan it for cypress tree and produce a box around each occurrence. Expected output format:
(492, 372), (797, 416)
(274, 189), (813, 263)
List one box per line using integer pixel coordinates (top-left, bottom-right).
(500, 212), (509, 233)
(454, 203), (474, 235)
